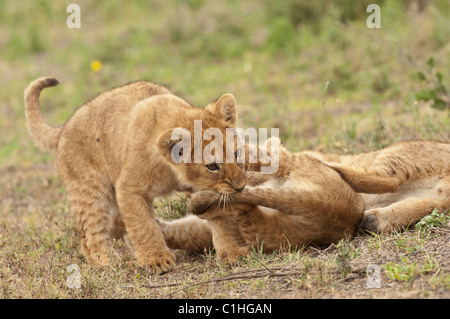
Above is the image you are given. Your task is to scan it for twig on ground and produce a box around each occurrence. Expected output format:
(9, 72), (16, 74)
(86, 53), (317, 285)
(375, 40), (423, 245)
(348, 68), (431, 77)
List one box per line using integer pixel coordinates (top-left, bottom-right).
(144, 266), (368, 298)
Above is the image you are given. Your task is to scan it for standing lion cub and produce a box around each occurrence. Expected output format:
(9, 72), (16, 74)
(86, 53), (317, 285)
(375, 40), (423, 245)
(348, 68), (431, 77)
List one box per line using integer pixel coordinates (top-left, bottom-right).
(25, 77), (246, 274)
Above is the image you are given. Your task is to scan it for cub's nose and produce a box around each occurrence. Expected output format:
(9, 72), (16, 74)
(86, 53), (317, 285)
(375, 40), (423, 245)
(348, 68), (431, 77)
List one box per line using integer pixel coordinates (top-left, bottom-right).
(234, 185), (245, 192)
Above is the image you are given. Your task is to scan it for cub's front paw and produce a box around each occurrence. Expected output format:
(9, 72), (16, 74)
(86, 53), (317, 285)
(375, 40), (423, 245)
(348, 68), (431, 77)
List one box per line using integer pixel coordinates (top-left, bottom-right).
(217, 246), (251, 264)
(137, 249), (176, 275)
(190, 191), (217, 215)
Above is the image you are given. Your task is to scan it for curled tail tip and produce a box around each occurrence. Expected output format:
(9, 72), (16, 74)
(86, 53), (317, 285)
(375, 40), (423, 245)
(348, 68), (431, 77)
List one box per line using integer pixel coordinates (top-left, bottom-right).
(31, 76), (59, 86)
(42, 77), (60, 87)
(24, 76), (61, 152)
(25, 77), (60, 97)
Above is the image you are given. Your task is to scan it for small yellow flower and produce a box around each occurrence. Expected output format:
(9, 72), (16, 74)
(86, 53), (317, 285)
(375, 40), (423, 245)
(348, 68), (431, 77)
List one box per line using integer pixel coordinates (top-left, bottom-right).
(90, 60), (102, 72)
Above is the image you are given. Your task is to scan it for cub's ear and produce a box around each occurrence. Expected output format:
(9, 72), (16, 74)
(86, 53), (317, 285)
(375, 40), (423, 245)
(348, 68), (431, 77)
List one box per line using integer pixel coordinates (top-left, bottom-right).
(157, 128), (191, 163)
(206, 93), (237, 127)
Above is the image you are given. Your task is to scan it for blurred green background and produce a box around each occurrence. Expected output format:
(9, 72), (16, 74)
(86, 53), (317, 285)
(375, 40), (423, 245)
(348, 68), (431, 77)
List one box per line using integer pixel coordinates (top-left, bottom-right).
(1, 0), (449, 167)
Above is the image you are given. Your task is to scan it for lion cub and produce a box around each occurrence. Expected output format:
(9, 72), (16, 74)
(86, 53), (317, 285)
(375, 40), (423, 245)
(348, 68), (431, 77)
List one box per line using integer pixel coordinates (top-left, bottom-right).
(306, 140), (450, 233)
(161, 138), (366, 262)
(160, 140), (450, 263)
(25, 77), (246, 273)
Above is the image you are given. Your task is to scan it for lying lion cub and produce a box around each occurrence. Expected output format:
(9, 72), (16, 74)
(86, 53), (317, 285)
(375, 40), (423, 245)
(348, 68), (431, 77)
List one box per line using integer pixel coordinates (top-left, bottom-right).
(25, 77), (246, 273)
(161, 138), (364, 262)
(304, 140), (450, 234)
(160, 139), (450, 262)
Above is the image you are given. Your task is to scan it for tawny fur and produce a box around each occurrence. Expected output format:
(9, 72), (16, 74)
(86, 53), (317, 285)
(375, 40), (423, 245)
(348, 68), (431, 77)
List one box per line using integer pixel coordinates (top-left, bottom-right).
(24, 77), (247, 274)
(313, 140), (450, 233)
(160, 138), (366, 262)
(159, 140), (450, 263)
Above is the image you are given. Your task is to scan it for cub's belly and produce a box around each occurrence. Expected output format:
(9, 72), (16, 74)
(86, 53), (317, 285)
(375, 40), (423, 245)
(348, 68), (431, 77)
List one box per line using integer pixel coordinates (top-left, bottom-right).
(362, 177), (443, 209)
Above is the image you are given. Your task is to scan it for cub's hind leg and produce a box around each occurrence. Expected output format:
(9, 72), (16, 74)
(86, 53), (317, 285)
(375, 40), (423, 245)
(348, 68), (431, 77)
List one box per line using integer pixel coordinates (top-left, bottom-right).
(159, 215), (214, 252)
(189, 193), (251, 263)
(362, 177), (450, 233)
(362, 198), (449, 233)
(159, 212), (249, 263)
(207, 215), (250, 264)
(65, 177), (116, 266)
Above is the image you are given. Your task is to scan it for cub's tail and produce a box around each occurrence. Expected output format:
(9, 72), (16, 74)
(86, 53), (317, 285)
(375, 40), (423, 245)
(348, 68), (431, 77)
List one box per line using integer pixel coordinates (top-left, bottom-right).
(24, 77), (62, 152)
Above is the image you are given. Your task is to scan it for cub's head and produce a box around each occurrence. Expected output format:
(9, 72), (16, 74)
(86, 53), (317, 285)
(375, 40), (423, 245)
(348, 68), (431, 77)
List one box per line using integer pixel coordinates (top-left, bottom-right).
(157, 93), (247, 194)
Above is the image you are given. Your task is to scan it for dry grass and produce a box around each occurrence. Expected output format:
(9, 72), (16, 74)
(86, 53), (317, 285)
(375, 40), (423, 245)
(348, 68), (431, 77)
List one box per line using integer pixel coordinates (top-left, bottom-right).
(1, 162), (449, 299)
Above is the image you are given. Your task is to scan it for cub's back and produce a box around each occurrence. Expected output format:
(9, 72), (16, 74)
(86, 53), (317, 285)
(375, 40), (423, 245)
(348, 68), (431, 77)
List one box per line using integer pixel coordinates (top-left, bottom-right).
(366, 141), (450, 178)
(62, 81), (172, 133)
(57, 81), (173, 180)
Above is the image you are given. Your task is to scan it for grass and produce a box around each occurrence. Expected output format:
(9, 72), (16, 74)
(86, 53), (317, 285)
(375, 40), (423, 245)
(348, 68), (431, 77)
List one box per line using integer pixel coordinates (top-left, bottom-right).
(1, 0), (449, 299)
(1, 163), (448, 298)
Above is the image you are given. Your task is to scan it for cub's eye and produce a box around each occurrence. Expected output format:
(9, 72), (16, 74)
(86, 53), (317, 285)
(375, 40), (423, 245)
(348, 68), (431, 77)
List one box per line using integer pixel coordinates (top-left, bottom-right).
(205, 163), (219, 171)
(235, 149), (241, 160)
